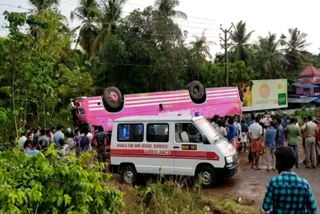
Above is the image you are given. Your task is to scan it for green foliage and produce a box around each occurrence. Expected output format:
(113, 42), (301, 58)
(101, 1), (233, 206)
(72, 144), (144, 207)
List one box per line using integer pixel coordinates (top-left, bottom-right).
(0, 10), (93, 140)
(136, 180), (206, 214)
(0, 146), (123, 213)
(0, 0), (318, 142)
(115, 179), (257, 214)
(228, 60), (254, 87)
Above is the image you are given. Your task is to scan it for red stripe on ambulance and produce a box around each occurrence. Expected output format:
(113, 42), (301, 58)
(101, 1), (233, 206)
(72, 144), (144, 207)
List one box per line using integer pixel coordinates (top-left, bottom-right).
(110, 149), (219, 160)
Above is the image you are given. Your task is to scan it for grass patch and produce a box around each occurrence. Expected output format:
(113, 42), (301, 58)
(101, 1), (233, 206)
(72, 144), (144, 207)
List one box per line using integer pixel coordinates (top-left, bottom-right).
(206, 198), (257, 214)
(108, 179), (258, 214)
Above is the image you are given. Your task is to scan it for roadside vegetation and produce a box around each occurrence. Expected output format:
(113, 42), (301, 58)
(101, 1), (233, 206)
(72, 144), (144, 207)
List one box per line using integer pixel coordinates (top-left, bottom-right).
(0, 147), (257, 214)
(109, 179), (257, 214)
(0, 0), (318, 143)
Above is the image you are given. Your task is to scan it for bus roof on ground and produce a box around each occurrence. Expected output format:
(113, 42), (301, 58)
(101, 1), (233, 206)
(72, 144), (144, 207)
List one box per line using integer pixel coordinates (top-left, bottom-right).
(115, 115), (205, 122)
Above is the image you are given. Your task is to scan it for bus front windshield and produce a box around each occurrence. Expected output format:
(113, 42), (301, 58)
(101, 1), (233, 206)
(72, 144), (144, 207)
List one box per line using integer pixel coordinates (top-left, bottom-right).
(194, 118), (223, 143)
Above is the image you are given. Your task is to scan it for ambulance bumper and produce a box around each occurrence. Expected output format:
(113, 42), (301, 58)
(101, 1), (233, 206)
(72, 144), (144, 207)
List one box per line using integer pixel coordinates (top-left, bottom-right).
(224, 157), (238, 177)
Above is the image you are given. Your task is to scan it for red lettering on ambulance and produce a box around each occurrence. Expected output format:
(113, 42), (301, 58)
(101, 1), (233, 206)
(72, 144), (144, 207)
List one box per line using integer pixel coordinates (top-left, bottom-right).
(117, 144), (128, 147)
(153, 144), (168, 148)
(144, 149), (170, 155)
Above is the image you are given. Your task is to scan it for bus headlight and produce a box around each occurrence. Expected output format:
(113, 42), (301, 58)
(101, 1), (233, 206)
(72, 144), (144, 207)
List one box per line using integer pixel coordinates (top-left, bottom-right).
(226, 156), (233, 164)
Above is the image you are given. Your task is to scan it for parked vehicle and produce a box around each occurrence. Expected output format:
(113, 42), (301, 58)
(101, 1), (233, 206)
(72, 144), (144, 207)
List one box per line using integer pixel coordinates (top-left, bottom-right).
(109, 115), (238, 187)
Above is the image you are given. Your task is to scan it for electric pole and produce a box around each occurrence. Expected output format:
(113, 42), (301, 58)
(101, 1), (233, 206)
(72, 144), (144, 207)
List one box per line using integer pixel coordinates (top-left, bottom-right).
(219, 24), (233, 86)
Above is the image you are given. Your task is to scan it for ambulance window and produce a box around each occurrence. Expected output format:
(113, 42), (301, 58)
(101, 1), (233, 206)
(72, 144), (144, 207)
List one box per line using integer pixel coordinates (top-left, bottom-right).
(117, 123), (144, 142)
(147, 123), (169, 143)
(175, 123), (202, 143)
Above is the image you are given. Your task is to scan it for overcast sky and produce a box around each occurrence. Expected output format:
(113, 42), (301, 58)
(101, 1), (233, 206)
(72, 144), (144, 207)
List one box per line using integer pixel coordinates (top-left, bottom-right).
(1, 0), (319, 56)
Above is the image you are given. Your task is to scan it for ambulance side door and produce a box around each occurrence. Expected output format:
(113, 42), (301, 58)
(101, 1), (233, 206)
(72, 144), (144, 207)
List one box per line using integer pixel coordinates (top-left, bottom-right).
(144, 123), (174, 174)
(173, 122), (207, 175)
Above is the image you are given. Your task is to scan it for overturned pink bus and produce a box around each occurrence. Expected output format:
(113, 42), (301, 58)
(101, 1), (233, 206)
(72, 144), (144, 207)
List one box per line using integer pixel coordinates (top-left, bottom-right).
(71, 81), (242, 133)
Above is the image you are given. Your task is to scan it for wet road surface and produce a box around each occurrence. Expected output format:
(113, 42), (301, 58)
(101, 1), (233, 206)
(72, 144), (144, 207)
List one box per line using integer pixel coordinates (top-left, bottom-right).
(108, 139), (320, 209)
(202, 140), (320, 209)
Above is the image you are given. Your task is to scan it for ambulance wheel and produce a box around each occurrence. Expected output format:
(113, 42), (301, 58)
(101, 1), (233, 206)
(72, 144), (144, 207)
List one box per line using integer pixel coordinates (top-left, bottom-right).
(121, 165), (137, 185)
(197, 166), (216, 188)
(102, 87), (123, 109)
(186, 81), (205, 100)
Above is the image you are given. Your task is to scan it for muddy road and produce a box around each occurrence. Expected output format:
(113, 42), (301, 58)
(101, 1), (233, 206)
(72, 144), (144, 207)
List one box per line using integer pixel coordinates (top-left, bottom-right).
(202, 141), (320, 209)
(109, 139), (320, 209)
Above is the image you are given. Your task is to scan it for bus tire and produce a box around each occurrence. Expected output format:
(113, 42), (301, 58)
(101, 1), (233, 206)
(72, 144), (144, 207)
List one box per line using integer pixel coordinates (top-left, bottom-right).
(102, 87), (123, 109)
(121, 165), (138, 185)
(186, 81), (205, 100)
(196, 165), (216, 188)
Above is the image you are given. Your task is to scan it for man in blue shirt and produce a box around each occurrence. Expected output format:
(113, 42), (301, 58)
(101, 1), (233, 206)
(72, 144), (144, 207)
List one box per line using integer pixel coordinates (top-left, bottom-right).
(248, 114), (255, 127)
(226, 117), (237, 148)
(53, 125), (64, 145)
(276, 118), (284, 147)
(265, 122), (276, 170)
(38, 129), (49, 147)
(261, 147), (317, 214)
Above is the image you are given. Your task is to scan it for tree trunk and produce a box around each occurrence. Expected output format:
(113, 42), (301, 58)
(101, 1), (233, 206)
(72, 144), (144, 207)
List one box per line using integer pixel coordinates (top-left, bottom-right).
(12, 82), (18, 138)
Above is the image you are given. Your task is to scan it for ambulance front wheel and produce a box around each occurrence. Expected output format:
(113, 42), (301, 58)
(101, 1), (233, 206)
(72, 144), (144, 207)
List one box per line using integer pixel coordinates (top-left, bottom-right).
(197, 165), (216, 188)
(121, 165), (138, 185)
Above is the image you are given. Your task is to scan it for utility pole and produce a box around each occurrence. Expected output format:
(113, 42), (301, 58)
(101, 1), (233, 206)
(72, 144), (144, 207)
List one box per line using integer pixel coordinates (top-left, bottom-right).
(219, 24), (233, 86)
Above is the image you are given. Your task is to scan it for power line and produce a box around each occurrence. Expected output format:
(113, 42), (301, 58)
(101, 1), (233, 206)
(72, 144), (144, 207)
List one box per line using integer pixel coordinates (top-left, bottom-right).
(66, 8), (219, 29)
(68, 26), (220, 40)
(0, 3), (31, 11)
(0, 4), (219, 40)
(1, 2), (318, 63)
(125, 1), (218, 22)
(62, 0), (218, 23)
(1, 1), (220, 33)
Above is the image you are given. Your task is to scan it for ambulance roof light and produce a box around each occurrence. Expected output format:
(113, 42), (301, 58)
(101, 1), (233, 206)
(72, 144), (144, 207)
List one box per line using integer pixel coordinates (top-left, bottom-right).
(195, 112), (199, 116)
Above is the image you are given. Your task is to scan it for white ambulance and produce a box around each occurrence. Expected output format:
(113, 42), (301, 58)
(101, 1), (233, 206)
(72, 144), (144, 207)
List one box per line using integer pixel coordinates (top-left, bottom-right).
(109, 114), (238, 187)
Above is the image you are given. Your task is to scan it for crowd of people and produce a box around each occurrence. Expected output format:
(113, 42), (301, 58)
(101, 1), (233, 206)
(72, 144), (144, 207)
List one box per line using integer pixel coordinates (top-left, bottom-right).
(211, 113), (319, 213)
(211, 113), (320, 170)
(17, 125), (109, 161)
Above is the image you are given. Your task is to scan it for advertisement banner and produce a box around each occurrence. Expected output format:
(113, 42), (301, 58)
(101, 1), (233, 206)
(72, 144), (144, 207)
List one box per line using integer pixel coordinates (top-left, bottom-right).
(240, 79), (288, 112)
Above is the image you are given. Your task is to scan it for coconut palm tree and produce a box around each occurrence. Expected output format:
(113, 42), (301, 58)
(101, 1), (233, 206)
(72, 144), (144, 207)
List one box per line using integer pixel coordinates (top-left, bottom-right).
(187, 30), (215, 80)
(91, 0), (127, 57)
(70, 0), (101, 54)
(254, 33), (288, 78)
(152, 0), (187, 49)
(280, 28), (310, 74)
(29, 0), (59, 12)
(229, 21), (254, 64)
(28, 0), (69, 41)
(154, 0), (187, 19)
(190, 29), (215, 60)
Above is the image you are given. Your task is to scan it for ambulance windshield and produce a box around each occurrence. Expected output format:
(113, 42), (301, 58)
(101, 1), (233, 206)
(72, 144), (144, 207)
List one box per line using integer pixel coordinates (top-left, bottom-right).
(194, 118), (222, 143)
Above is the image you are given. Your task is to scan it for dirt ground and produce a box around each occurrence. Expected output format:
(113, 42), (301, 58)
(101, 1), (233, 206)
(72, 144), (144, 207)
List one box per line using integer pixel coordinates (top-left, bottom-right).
(108, 138), (320, 211)
(202, 138), (320, 209)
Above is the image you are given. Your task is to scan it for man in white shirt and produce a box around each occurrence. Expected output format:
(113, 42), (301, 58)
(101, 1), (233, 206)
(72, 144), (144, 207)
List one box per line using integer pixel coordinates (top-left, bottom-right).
(18, 132), (27, 150)
(249, 116), (263, 170)
(234, 117), (242, 151)
(234, 118), (241, 137)
(211, 115), (219, 129)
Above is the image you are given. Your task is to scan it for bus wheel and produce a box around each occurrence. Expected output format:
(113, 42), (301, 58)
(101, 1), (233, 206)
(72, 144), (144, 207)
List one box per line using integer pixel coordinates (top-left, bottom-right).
(186, 81), (205, 101)
(197, 165), (216, 188)
(102, 87), (123, 109)
(121, 165), (138, 185)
